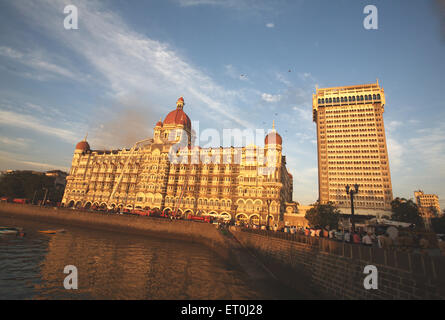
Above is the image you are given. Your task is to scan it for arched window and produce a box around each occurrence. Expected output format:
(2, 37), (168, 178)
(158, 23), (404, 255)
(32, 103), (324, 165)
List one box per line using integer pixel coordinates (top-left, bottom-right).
(377, 94), (381, 100)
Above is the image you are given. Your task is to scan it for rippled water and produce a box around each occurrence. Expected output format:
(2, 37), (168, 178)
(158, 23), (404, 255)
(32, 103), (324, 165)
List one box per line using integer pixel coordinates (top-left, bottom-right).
(0, 215), (272, 300)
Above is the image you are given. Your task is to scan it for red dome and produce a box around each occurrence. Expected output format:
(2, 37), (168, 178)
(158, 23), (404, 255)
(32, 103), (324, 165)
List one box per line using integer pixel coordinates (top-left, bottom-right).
(265, 131), (282, 145)
(164, 109), (191, 129)
(75, 140), (90, 151)
(156, 120), (163, 127)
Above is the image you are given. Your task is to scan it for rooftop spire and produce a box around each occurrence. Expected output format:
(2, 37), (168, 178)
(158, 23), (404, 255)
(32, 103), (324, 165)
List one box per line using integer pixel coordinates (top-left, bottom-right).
(84, 132), (88, 141)
(176, 96), (185, 109)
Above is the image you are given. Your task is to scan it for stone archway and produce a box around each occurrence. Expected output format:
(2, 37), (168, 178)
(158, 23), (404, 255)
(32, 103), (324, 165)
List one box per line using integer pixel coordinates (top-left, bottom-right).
(249, 214), (260, 225)
(236, 213), (248, 223)
(184, 209), (194, 218)
(67, 200), (75, 208)
(220, 212), (232, 221)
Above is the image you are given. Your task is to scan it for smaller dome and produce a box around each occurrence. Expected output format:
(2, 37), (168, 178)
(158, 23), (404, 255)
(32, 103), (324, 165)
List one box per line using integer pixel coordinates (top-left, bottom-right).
(176, 96), (185, 108)
(156, 118), (163, 127)
(265, 131), (282, 145)
(75, 140), (90, 151)
(265, 120), (282, 146)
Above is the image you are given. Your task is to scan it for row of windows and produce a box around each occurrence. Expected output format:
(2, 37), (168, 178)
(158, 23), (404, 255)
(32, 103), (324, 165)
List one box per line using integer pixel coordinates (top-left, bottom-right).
(325, 107), (374, 114)
(325, 118), (377, 124)
(318, 94), (381, 104)
(322, 113), (375, 119)
(326, 155), (383, 159)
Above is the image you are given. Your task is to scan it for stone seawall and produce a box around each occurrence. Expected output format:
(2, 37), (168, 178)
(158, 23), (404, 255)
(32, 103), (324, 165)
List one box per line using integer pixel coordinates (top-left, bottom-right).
(0, 203), (231, 261)
(232, 228), (445, 300)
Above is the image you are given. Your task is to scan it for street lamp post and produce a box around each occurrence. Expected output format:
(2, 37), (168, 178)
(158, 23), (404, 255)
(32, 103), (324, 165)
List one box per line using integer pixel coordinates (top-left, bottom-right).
(345, 184), (359, 233)
(32, 190), (37, 205)
(233, 204), (238, 224)
(266, 199), (272, 230)
(41, 188), (48, 207)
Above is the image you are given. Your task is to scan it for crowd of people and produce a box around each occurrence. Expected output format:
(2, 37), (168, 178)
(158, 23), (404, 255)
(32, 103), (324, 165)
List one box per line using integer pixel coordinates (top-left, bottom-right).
(241, 223), (445, 255)
(294, 226), (395, 249)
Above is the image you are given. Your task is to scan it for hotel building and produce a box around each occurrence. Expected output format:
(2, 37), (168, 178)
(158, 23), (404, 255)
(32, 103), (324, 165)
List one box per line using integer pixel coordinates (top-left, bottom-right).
(62, 97), (295, 224)
(312, 81), (393, 217)
(414, 190), (441, 216)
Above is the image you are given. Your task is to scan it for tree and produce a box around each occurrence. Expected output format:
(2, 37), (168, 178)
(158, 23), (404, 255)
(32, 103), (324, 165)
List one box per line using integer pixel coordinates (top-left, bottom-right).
(431, 215), (445, 234)
(305, 202), (340, 229)
(390, 197), (423, 226)
(428, 206), (439, 217)
(0, 171), (65, 203)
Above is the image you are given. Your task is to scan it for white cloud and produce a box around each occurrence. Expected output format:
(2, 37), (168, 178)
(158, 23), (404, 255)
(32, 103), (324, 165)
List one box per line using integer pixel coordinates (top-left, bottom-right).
(266, 23), (275, 28)
(0, 46), (78, 81)
(261, 93), (281, 103)
(12, 0), (255, 129)
(386, 137), (403, 172)
(0, 150), (69, 171)
(292, 106), (312, 121)
(298, 72), (316, 83)
(0, 110), (79, 143)
(176, 0), (273, 12)
(0, 137), (29, 148)
(276, 73), (292, 87)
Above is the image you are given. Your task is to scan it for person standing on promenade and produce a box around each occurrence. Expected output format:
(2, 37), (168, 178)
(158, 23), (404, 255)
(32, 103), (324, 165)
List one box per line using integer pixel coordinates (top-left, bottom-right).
(362, 232), (373, 246)
(335, 229), (344, 241)
(352, 232), (361, 244)
(323, 227), (329, 238)
(344, 230), (351, 242)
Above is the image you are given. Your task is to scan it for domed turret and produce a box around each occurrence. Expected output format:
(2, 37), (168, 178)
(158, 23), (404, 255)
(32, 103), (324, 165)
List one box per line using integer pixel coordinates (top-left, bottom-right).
(265, 120), (282, 146)
(75, 134), (90, 152)
(163, 97), (191, 129)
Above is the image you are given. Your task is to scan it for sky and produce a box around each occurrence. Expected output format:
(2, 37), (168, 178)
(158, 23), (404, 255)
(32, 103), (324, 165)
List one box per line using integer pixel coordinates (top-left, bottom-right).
(0, 0), (444, 208)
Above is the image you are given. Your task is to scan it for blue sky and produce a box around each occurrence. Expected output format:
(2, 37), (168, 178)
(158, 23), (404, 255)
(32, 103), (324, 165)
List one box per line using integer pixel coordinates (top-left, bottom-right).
(0, 0), (444, 207)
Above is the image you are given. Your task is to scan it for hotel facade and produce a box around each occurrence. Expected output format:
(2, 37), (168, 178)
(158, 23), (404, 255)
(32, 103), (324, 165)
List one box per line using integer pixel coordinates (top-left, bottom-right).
(312, 82), (393, 217)
(62, 97), (294, 224)
(414, 190), (441, 217)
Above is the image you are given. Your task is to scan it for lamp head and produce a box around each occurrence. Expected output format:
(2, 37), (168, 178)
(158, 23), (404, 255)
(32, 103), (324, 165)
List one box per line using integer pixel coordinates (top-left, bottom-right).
(345, 184), (350, 194)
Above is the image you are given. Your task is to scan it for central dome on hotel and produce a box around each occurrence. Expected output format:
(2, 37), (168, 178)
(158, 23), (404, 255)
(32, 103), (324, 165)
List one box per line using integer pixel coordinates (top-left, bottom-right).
(163, 97), (191, 130)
